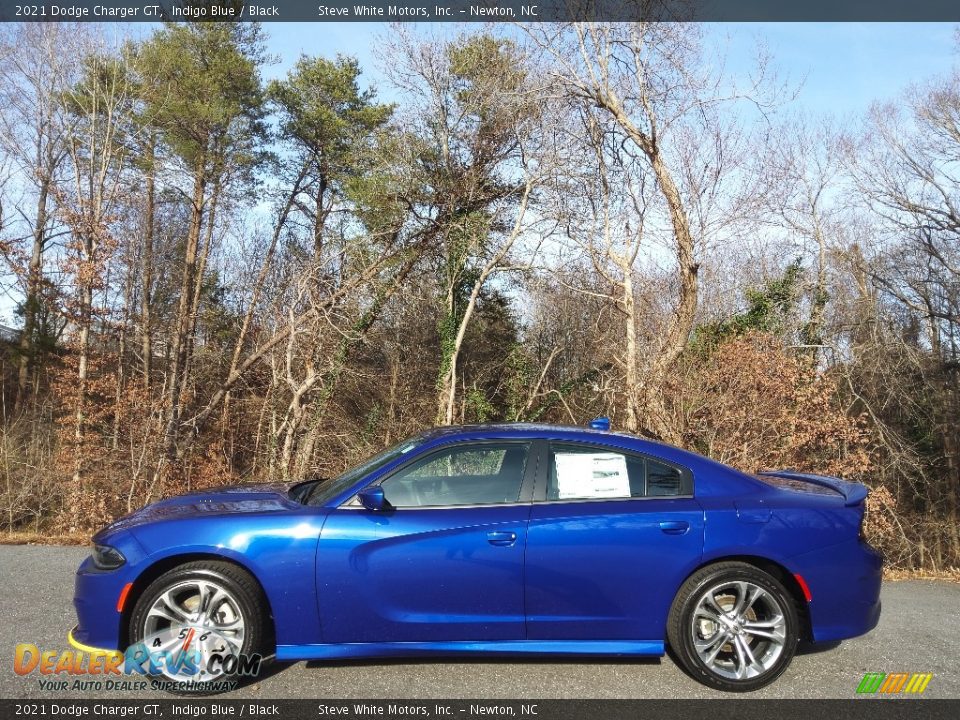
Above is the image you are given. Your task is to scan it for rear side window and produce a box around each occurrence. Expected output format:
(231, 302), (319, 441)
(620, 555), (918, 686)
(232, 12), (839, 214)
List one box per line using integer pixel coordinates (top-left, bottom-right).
(647, 459), (685, 496)
(545, 443), (690, 501)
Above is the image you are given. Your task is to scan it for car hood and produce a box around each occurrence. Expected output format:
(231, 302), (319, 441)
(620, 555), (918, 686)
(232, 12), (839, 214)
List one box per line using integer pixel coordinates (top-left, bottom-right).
(93, 481), (303, 539)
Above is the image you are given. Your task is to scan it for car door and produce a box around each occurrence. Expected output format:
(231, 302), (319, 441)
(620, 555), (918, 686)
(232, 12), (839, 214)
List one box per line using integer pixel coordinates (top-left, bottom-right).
(525, 441), (704, 641)
(316, 440), (538, 643)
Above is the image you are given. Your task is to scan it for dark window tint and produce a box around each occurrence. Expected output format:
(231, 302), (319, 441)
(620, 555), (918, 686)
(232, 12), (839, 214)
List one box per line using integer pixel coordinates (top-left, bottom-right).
(379, 443), (529, 507)
(646, 459), (684, 497)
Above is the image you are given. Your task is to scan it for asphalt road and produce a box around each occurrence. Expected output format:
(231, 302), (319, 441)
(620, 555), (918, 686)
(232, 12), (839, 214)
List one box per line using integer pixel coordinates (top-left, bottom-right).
(1, 545), (957, 700)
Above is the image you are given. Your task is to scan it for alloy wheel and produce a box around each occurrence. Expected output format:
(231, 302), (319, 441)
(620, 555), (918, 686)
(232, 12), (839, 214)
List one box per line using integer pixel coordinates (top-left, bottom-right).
(141, 578), (246, 681)
(690, 579), (787, 681)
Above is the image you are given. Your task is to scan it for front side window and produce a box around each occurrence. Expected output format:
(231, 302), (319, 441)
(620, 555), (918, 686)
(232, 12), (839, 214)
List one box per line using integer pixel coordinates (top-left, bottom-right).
(546, 443), (688, 501)
(379, 442), (530, 508)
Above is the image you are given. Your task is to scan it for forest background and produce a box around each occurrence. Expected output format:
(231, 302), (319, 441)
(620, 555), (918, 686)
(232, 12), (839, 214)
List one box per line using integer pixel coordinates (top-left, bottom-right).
(0, 19), (957, 573)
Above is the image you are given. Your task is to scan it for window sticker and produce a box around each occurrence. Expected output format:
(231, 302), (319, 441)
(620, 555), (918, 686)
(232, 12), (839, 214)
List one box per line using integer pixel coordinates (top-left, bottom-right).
(554, 452), (630, 499)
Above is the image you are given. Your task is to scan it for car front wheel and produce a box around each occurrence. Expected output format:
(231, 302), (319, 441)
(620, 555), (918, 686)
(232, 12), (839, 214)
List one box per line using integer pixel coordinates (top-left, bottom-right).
(128, 560), (267, 693)
(667, 561), (799, 692)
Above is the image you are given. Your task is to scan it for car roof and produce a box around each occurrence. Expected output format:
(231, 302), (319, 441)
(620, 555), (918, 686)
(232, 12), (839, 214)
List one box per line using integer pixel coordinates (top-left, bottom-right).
(417, 422), (666, 448)
(418, 421), (628, 438)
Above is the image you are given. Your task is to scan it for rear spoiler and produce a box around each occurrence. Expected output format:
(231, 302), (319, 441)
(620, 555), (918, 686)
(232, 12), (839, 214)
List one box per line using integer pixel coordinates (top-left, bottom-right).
(757, 470), (869, 507)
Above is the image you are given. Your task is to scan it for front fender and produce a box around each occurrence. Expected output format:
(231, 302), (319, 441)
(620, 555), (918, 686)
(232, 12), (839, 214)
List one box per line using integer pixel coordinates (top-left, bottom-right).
(129, 512), (327, 648)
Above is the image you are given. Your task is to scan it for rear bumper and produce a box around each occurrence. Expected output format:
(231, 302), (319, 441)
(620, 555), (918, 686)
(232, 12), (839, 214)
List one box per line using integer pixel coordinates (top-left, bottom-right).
(790, 539), (883, 643)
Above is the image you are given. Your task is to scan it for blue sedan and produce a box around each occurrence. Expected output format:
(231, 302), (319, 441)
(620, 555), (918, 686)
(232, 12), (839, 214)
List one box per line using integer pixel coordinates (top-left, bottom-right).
(71, 420), (882, 692)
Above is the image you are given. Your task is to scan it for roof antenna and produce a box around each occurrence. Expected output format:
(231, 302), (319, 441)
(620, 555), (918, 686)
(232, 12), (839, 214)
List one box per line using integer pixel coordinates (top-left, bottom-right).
(589, 417), (610, 431)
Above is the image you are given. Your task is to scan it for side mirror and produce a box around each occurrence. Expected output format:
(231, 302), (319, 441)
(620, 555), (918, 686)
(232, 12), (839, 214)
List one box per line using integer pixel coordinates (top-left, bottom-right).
(358, 485), (390, 512)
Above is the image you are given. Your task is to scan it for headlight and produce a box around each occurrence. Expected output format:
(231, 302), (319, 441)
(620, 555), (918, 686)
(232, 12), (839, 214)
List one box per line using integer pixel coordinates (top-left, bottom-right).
(92, 544), (126, 570)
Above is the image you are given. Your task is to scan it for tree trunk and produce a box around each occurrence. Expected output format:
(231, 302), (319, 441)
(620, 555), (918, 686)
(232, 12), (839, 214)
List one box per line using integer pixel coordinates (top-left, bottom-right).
(314, 165), (328, 257)
(279, 376), (317, 479)
(73, 235), (95, 485)
(15, 177), (51, 413)
(141, 138), (156, 391)
(622, 271), (639, 433)
(162, 169), (207, 460)
(179, 176), (222, 406)
(385, 361), (399, 446)
(638, 146), (698, 444)
(805, 221), (829, 351)
(592, 91), (699, 444)
(113, 255), (135, 450)
(435, 278), (458, 425)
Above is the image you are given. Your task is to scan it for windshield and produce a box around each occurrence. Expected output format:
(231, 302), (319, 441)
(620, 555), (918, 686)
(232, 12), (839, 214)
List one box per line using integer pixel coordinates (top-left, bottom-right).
(304, 437), (424, 506)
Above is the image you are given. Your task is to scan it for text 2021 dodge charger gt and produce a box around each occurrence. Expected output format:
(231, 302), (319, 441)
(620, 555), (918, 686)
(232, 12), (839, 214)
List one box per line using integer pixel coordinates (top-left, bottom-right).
(71, 420), (882, 692)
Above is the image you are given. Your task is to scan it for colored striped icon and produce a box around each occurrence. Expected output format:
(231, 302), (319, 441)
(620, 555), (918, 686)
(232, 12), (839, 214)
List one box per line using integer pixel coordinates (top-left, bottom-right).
(857, 672), (933, 694)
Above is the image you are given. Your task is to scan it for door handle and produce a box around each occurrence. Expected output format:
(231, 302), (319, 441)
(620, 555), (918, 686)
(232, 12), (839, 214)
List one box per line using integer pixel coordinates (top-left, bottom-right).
(487, 531), (518, 547)
(659, 520), (690, 535)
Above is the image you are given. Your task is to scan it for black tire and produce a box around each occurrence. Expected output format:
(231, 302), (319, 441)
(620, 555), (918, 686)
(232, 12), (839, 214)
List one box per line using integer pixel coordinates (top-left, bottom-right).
(128, 560), (267, 694)
(667, 561), (799, 692)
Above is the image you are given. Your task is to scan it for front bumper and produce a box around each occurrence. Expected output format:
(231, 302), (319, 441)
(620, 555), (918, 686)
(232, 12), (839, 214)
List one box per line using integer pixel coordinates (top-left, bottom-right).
(73, 556), (132, 650)
(72, 532), (146, 651)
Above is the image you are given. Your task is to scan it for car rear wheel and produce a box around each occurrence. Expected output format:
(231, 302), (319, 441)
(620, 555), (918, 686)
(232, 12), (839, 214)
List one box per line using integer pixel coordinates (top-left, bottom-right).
(128, 561), (267, 693)
(667, 561), (799, 692)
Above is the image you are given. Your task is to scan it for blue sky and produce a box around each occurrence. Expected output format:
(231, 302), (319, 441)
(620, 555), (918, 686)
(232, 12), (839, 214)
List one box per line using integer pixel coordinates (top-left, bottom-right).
(261, 22), (957, 118)
(5, 22), (955, 327)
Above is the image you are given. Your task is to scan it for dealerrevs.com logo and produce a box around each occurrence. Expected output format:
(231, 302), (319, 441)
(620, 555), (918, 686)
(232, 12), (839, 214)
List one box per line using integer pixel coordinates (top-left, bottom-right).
(15, 629), (262, 693)
(856, 672), (934, 695)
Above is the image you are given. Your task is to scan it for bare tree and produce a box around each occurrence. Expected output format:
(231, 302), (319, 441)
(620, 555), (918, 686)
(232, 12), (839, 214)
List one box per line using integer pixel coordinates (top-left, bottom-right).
(762, 117), (848, 351)
(845, 73), (960, 562)
(57, 41), (135, 488)
(0, 24), (76, 410)
(525, 23), (771, 441)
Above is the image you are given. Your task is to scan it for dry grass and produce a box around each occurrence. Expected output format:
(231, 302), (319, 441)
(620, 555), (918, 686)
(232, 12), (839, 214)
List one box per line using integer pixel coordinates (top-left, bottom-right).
(0, 531), (89, 546)
(884, 566), (960, 583)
